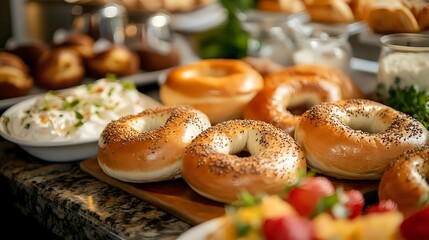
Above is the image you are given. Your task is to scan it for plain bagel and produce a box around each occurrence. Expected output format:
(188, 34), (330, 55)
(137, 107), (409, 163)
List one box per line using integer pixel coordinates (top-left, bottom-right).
(244, 74), (342, 135)
(159, 59), (264, 124)
(181, 119), (307, 203)
(264, 64), (364, 99)
(294, 98), (429, 180)
(98, 105), (211, 183)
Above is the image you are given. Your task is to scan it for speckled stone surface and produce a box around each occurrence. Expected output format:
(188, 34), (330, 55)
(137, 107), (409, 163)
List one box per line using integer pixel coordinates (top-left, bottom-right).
(0, 140), (192, 239)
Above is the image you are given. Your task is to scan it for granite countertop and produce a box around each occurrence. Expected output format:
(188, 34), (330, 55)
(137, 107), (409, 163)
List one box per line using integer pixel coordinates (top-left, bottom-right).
(0, 139), (192, 239)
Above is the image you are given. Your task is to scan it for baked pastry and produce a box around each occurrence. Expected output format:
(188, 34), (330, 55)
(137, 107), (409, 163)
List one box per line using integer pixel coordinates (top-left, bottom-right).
(295, 99), (429, 180)
(119, 0), (216, 12)
(56, 33), (95, 59)
(181, 119), (306, 203)
(8, 41), (50, 70)
(0, 66), (33, 99)
(98, 105), (211, 183)
(86, 45), (140, 78)
(361, 0), (429, 33)
(378, 145), (429, 217)
(257, 0), (305, 13)
(0, 52), (29, 74)
(159, 59), (264, 124)
(303, 0), (355, 23)
(244, 74), (342, 135)
(264, 64), (364, 99)
(34, 47), (85, 90)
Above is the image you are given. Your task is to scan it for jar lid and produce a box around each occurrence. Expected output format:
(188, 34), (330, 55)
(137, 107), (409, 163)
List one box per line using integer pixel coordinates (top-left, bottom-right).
(380, 33), (429, 52)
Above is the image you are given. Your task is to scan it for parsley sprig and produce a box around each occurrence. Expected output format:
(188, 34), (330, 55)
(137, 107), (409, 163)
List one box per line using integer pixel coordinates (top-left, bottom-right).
(378, 77), (429, 129)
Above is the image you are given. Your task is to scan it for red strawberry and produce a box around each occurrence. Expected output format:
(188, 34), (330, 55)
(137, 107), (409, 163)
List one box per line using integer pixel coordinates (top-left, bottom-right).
(342, 189), (365, 219)
(365, 199), (398, 215)
(263, 215), (315, 240)
(285, 176), (335, 217)
(400, 206), (429, 240)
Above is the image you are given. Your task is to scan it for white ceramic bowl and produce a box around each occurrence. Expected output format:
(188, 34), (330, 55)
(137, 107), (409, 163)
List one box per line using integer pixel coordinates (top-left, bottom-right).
(0, 97), (99, 162)
(0, 91), (161, 162)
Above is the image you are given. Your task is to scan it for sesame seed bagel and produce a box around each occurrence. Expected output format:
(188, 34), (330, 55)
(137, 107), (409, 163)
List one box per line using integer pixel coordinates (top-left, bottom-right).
(181, 119), (307, 203)
(98, 105), (211, 183)
(244, 76), (342, 136)
(294, 99), (429, 180)
(379, 145), (429, 217)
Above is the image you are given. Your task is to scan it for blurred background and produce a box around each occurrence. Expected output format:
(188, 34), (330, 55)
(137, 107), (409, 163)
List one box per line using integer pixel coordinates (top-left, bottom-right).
(0, 0), (76, 48)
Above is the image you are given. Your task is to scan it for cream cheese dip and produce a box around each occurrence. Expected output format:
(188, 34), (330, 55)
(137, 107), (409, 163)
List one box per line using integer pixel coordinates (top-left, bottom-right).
(377, 33), (429, 97)
(1, 78), (161, 142)
(378, 52), (429, 92)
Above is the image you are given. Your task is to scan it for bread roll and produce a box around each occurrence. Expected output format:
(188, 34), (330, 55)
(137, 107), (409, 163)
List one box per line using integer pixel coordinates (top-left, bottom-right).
(366, 1), (420, 33)
(258, 0), (305, 13)
(34, 48), (85, 90)
(0, 66), (33, 99)
(362, 0), (429, 33)
(304, 0), (355, 23)
(120, 0), (216, 12)
(0, 52), (29, 74)
(86, 45), (140, 78)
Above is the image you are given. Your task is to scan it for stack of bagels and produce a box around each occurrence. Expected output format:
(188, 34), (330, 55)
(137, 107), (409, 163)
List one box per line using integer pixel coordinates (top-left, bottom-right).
(97, 57), (429, 219)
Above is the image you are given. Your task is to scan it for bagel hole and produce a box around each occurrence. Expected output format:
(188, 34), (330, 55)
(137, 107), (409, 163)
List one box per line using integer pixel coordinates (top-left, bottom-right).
(235, 151), (251, 157)
(286, 94), (320, 115)
(202, 68), (234, 77)
(347, 115), (389, 133)
(287, 102), (314, 115)
(130, 114), (169, 132)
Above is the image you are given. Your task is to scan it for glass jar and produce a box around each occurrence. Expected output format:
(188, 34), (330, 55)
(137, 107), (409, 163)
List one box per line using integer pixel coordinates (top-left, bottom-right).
(377, 33), (429, 98)
(238, 10), (295, 66)
(126, 11), (174, 53)
(291, 22), (352, 73)
(71, 2), (128, 44)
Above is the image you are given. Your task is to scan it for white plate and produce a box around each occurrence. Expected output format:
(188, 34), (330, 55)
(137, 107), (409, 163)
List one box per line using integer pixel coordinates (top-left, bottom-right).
(177, 218), (223, 240)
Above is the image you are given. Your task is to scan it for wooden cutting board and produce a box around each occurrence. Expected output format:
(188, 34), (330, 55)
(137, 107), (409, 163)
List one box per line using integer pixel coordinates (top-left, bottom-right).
(80, 157), (225, 225)
(80, 157), (379, 226)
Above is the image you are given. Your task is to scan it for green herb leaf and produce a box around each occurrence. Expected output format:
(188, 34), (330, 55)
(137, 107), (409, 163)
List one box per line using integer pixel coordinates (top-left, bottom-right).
(74, 110), (84, 127)
(121, 80), (136, 90)
(75, 111), (83, 120)
(379, 78), (429, 129)
(232, 191), (262, 208)
(283, 169), (315, 196)
(106, 73), (117, 81)
(309, 187), (350, 219)
(196, 0), (256, 59)
(63, 99), (80, 110)
(235, 220), (251, 237)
